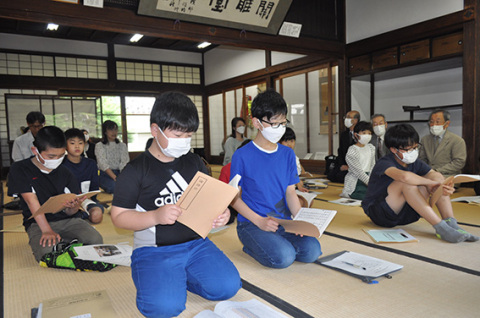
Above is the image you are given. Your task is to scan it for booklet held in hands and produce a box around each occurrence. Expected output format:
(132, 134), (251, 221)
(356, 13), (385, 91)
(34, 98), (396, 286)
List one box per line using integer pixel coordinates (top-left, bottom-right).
(176, 172), (239, 238)
(30, 190), (100, 219)
(272, 208), (337, 237)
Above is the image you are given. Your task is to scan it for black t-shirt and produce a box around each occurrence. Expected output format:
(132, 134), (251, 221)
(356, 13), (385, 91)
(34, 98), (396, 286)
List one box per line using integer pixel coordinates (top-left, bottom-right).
(112, 150), (208, 247)
(7, 158), (81, 230)
(361, 153), (431, 211)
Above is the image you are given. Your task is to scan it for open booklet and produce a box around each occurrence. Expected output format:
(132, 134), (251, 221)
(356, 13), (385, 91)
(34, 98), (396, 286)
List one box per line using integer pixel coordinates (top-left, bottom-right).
(316, 250), (403, 283)
(176, 172), (240, 238)
(429, 174), (480, 207)
(73, 244), (133, 266)
(29, 190), (100, 219)
(363, 228), (418, 243)
(270, 208), (337, 237)
(194, 299), (288, 318)
(329, 198), (362, 206)
(296, 190), (318, 208)
(451, 196), (480, 205)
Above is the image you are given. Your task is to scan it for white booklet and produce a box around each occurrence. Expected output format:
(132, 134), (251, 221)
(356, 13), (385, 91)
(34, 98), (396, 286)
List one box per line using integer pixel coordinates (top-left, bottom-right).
(73, 244), (132, 266)
(272, 208), (337, 237)
(319, 251), (403, 282)
(296, 190), (318, 207)
(451, 196), (480, 205)
(194, 299), (288, 318)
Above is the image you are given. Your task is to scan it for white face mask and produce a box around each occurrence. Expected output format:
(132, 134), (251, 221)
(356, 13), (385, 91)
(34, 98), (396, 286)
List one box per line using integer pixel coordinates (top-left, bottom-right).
(395, 148), (418, 165)
(373, 125), (386, 137)
(258, 120), (286, 144)
(156, 127), (191, 158)
(344, 118), (354, 128)
(36, 151), (64, 171)
(236, 126), (246, 135)
(357, 134), (372, 145)
(84, 134), (89, 141)
(430, 125), (445, 136)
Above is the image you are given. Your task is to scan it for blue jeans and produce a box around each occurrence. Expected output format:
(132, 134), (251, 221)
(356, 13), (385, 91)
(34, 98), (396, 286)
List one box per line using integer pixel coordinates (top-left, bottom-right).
(99, 169), (119, 194)
(237, 221), (322, 269)
(131, 238), (241, 318)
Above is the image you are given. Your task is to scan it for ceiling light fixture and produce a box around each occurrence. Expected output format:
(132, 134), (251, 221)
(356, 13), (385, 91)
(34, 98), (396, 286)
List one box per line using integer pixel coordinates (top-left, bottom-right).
(46, 23), (59, 31)
(130, 34), (144, 42)
(197, 42), (211, 49)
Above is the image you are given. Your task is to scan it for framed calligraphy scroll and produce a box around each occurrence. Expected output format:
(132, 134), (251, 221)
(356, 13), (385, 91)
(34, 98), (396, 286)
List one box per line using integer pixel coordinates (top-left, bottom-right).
(138, 0), (293, 35)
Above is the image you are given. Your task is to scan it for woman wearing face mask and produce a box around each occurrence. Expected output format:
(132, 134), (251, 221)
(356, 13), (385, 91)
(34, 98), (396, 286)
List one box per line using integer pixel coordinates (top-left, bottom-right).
(223, 117), (246, 165)
(341, 121), (376, 200)
(95, 120), (130, 194)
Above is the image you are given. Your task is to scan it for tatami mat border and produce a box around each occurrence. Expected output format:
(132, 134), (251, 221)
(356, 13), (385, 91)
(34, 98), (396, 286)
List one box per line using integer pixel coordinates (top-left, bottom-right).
(323, 231), (480, 276)
(241, 279), (314, 318)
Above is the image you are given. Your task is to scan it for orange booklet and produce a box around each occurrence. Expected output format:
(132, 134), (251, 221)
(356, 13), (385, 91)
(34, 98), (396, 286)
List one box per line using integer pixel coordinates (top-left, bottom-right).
(176, 172), (239, 238)
(29, 191), (100, 219)
(429, 174), (480, 207)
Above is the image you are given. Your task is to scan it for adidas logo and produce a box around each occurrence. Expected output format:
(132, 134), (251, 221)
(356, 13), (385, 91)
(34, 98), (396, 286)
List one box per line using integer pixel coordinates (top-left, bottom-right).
(154, 171), (189, 207)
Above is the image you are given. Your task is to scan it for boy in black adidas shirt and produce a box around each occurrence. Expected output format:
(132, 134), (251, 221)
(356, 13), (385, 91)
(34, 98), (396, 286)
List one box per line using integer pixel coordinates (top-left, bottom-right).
(8, 126), (103, 262)
(111, 92), (241, 318)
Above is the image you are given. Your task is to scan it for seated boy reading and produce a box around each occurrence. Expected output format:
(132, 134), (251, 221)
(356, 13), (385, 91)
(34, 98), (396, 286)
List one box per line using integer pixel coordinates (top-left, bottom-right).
(230, 89), (322, 268)
(63, 128), (104, 224)
(362, 124), (478, 243)
(8, 126), (103, 262)
(110, 92), (241, 318)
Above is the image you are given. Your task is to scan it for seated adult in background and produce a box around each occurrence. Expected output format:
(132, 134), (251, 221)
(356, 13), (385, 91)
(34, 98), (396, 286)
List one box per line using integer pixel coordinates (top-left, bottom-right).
(12, 111), (45, 162)
(341, 121), (376, 200)
(95, 120), (130, 194)
(7, 126), (103, 262)
(362, 124), (478, 243)
(279, 127), (308, 192)
(327, 110), (359, 183)
(419, 109), (466, 177)
(223, 117), (246, 165)
(371, 113), (389, 160)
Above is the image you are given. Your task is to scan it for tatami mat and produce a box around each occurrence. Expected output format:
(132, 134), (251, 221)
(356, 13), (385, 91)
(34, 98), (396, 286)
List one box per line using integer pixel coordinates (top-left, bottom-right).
(2, 174), (480, 317)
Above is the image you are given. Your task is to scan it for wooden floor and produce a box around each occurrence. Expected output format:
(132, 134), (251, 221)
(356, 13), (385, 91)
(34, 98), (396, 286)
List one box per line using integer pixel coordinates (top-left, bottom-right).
(2, 166), (480, 317)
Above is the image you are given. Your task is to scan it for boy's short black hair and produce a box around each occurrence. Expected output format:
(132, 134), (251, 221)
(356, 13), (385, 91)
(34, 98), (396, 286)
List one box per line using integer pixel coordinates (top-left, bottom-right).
(354, 121), (373, 134)
(251, 89), (288, 120)
(65, 128), (86, 141)
(101, 120), (119, 144)
(384, 124), (419, 149)
(33, 126), (66, 152)
(150, 91), (199, 132)
(279, 127), (296, 142)
(26, 111), (45, 124)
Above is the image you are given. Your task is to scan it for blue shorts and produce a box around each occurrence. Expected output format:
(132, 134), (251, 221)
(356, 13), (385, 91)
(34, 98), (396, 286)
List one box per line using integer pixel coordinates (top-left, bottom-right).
(365, 198), (420, 228)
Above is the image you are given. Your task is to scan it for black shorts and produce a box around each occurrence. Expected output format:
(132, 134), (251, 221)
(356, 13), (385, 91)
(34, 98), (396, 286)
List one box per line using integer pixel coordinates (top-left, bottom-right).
(365, 198), (420, 228)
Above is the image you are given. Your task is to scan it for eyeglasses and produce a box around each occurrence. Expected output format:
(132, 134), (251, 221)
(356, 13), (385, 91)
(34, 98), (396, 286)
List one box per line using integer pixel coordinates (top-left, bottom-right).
(260, 119), (290, 129)
(398, 144), (421, 153)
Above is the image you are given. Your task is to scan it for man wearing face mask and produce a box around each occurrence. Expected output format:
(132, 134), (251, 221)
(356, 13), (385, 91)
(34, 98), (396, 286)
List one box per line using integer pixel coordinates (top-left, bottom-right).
(341, 121), (376, 200)
(230, 89), (322, 269)
(327, 110), (360, 183)
(371, 113), (390, 160)
(362, 124), (478, 243)
(419, 109), (466, 177)
(7, 126), (103, 263)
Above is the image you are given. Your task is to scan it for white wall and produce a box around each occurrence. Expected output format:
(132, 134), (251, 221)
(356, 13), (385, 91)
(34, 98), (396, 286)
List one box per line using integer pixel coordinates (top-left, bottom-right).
(0, 33), (108, 57)
(204, 46), (265, 85)
(346, 0), (463, 43)
(271, 51), (305, 66)
(114, 44), (202, 64)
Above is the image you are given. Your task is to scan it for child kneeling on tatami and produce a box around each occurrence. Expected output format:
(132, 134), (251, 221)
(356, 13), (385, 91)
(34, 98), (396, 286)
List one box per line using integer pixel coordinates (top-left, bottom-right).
(362, 123), (478, 243)
(110, 92), (241, 318)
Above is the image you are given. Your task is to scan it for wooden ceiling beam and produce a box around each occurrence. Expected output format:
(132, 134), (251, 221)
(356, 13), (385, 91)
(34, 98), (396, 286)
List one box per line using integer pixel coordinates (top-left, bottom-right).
(0, 0), (344, 58)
